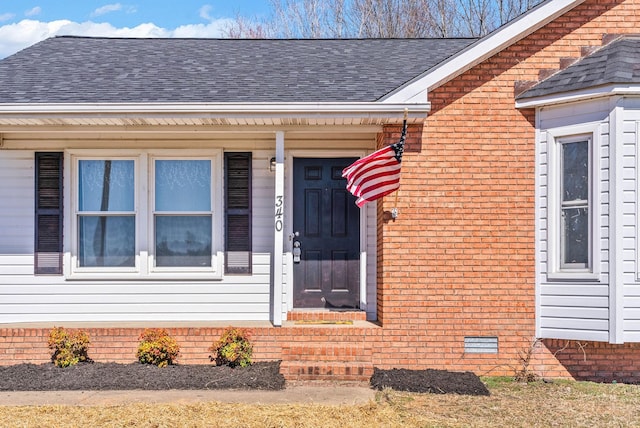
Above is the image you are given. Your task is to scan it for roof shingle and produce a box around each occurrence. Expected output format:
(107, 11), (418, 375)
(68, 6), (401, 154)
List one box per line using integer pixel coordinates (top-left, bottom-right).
(517, 35), (640, 100)
(0, 36), (475, 104)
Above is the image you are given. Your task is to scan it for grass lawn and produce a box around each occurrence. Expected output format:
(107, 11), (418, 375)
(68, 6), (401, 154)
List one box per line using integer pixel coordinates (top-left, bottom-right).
(1, 378), (639, 427)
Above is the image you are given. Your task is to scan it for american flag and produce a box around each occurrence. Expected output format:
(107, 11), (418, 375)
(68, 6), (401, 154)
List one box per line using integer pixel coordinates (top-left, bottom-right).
(342, 119), (406, 207)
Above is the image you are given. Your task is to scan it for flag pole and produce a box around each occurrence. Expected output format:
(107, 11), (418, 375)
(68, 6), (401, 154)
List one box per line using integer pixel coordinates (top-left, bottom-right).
(391, 108), (408, 219)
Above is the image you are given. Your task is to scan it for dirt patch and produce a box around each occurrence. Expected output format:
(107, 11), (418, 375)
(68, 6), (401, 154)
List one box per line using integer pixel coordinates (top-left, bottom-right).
(0, 361), (285, 391)
(370, 368), (490, 396)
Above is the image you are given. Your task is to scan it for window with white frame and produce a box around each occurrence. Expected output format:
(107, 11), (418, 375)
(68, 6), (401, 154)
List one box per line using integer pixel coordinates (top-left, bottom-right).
(69, 151), (224, 278)
(560, 139), (590, 269)
(557, 135), (592, 273)
(153, 159), (213, 268)
(77, 159), (136, 268)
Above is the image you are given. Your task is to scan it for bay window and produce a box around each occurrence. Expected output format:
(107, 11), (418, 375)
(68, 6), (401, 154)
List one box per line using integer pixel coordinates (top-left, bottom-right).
(548, 133), (595, 279)
(560, 140), (590, 270)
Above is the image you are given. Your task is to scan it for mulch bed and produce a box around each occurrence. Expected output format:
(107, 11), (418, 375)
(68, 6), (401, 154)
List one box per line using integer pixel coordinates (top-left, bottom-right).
(0, 362), (488, 395)
(370, 368), (490, 396)
(0, 361), (285, 391)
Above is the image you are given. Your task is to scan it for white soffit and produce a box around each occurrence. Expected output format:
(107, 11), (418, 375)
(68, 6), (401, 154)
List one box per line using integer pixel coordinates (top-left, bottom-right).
(0, 102), (430, 128)
(382, 0), (587, 104)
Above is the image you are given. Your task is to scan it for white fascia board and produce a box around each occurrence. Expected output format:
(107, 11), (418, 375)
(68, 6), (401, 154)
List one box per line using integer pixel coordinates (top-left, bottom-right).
(515, 85), (640, 108)
(0, 102), (430, 122)
(382, 0), (586, 104)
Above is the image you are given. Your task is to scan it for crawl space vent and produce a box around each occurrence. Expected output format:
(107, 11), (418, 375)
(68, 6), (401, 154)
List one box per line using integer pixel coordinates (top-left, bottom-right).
(464, 336), (498, 354)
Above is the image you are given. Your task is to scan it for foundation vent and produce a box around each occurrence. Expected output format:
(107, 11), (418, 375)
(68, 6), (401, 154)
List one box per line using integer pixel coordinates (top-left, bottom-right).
(464, 336), (498, 354)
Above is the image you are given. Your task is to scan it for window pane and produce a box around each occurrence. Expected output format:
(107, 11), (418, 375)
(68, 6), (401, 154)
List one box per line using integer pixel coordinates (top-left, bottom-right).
(155, 160), (211, 211)
(562, 207), (588, 266)
(79, 160), (134, 211)
(79, 216), (135, 267)
(155, 215), (212, 267)
(562, 142), (588, 202)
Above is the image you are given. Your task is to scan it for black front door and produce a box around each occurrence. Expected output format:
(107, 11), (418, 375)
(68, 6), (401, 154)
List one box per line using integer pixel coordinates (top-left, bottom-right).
(292, 158), (360, 308)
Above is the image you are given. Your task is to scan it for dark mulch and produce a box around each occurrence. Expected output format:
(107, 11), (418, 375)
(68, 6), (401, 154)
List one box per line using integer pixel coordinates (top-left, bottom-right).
(370, 368), (490, 396)
(0, 361), (285, 391)
(0, 362), (488, 395)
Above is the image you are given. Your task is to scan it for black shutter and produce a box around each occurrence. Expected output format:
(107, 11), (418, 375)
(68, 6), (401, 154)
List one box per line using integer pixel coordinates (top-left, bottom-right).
(224, 152), (252, 274)
(34, 152), (63, 275)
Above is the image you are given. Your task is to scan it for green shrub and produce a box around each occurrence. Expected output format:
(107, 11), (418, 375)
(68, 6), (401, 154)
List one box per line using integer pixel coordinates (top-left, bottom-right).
(136, 328), (180, 367)
(47, 327), (91, 368)
(209, 327), (253, 368)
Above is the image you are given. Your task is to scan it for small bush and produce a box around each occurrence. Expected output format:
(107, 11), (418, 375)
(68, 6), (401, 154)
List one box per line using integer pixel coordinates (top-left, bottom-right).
(136, 328), (180, 367)
(209, 327), (253, 368)
(47, 327), (91, 368)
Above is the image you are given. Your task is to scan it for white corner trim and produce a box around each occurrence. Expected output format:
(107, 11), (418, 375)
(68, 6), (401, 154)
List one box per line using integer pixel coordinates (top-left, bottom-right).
(608, 97), (624, 344)
(382, 0), (587, 103)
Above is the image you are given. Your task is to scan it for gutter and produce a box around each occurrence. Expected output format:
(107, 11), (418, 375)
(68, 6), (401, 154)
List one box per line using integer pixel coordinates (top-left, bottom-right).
(0, 102), (430, 123)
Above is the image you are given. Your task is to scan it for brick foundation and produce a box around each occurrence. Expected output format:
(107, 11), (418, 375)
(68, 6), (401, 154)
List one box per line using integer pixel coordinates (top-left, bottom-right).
(2, 324), (640, 383)
(0, 325), (380, 382)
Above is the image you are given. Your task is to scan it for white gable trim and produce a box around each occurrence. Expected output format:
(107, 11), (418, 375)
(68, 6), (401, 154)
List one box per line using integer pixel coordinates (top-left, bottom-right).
(382, 0), (587, 104)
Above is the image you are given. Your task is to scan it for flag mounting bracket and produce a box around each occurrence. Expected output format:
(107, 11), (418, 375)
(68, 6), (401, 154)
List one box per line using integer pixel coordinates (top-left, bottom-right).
(389, 108), (407, 220)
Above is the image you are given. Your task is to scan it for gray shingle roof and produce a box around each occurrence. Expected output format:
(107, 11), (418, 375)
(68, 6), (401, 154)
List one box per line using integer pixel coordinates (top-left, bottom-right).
(517, 35), (640, 100)
(0, 36), (475, 104)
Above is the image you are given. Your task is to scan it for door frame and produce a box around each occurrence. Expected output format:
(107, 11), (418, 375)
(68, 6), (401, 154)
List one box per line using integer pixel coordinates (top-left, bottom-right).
(284, 150), (368, 312)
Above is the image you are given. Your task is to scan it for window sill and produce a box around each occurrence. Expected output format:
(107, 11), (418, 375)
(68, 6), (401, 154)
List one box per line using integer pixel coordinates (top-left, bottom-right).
(546, 271), (600, 282)
(65, 274), (224, 281)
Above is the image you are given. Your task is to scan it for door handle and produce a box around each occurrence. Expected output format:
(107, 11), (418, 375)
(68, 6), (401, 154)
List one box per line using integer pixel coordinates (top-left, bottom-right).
(293, 240), (301, 263)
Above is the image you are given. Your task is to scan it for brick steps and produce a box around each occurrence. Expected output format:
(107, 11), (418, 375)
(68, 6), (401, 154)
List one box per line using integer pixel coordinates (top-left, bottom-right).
(286, 311), (367, 322)
(281, 362), (374, 381)
(280, 343), (373, 381)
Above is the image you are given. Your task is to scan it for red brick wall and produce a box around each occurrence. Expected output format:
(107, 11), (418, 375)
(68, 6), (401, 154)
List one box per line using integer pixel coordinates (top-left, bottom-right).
(2, 0), (640, 383)
(376, 0), (640, 379)
(0, 326), (382, 381)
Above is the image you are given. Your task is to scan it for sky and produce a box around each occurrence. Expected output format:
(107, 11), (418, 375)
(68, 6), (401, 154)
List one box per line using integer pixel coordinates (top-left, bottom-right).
(0, 1), (271, 58)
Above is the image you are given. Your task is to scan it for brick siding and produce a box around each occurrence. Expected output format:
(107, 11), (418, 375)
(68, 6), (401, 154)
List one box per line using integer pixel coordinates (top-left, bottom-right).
(375, 0), (640, 380)
(2, 0), (640, 382)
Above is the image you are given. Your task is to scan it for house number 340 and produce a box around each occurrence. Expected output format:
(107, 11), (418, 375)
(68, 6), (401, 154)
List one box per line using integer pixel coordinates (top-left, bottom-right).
(274, 195), (283, 232)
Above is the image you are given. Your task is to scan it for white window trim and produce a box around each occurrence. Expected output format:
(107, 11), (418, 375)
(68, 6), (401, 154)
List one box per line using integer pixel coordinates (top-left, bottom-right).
(546, 126), (600, 281)
(64, 149), (224, 280)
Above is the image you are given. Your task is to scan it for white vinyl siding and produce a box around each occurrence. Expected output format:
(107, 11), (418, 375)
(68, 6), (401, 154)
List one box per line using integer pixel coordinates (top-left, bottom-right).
(0, 151), (34, 254)
(0, 150), (273, 322)
(537, 101), (609, 341)
(0, 132), (378, 324)
(536, 96), (640, 344)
